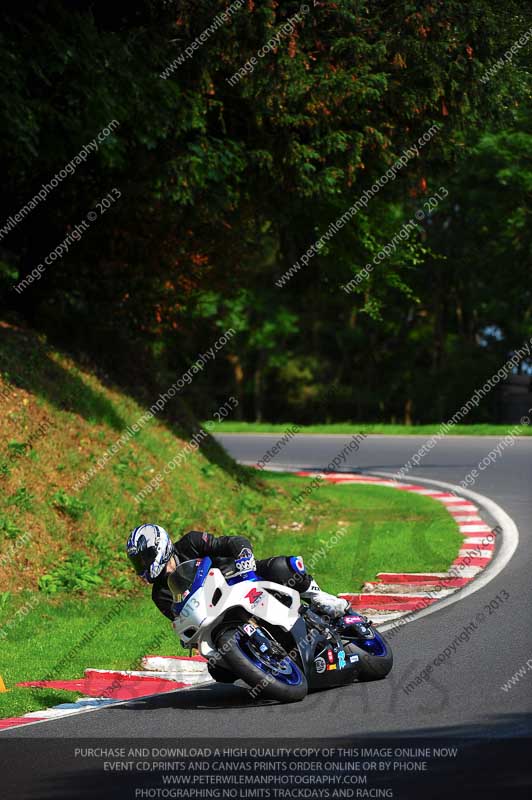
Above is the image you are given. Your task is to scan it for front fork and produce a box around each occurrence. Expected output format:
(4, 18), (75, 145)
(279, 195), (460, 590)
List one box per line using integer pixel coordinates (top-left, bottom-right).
(211, 615), (313, 673)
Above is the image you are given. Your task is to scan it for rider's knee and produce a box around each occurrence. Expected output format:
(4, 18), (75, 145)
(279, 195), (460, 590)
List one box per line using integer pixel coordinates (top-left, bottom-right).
(259, 555), (312, 592)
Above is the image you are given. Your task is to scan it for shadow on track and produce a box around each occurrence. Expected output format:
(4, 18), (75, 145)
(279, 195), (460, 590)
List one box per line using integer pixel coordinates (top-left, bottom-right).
(4, 715), (532, 800)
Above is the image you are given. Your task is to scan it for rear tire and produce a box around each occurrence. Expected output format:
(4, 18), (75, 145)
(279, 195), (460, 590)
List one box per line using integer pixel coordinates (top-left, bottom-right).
(345, 632), (393, 681)
(216, 626), (308, 703)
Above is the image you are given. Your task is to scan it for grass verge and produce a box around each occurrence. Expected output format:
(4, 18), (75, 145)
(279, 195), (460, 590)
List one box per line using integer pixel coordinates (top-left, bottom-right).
(209, 421), (532, 436)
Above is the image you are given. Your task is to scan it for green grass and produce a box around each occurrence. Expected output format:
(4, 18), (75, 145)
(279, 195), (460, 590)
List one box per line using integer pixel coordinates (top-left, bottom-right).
(209, 421), (532, 436)
(0, 594), (179, 718)
(254, 475), (463, 590)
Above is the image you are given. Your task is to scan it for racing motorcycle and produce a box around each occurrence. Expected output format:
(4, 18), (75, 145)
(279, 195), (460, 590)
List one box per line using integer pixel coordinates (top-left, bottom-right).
(169, 557), (393, 703)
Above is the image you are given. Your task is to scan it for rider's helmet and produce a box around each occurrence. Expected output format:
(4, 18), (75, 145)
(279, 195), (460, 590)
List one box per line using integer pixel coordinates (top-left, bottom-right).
(126, 523), (173, 583)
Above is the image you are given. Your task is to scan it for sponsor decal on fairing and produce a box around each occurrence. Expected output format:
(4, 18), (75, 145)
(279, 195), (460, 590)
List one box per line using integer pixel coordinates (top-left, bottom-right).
(314, 657), (326, 674)
(344, 615), (365, 625)
(244, 587), (263, 607)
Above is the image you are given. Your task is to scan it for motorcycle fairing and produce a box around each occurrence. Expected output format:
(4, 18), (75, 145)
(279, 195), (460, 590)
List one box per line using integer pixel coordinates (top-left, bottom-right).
(172, 560), (301, 656)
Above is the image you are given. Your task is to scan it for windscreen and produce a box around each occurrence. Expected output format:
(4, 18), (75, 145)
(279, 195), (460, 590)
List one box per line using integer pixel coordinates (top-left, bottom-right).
(168, 559), (199, 597)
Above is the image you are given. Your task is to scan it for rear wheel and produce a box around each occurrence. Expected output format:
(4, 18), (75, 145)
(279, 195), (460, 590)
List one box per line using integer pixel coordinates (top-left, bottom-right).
(216, 625), (308, 703)
(345, 631), (393, 681)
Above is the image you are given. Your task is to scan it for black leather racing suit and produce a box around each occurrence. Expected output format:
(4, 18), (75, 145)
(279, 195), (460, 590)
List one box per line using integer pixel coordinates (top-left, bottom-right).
(151, 530), (313, 620)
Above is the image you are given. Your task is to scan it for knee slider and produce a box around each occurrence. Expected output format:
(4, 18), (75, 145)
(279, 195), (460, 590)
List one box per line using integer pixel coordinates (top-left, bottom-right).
(287, 555), (312, 592)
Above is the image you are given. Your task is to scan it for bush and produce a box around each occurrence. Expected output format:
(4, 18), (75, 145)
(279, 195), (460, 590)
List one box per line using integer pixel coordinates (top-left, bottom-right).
(38, 553), (103, 594)
(0, 518), (22, 540)
(51, 490), (88, 520)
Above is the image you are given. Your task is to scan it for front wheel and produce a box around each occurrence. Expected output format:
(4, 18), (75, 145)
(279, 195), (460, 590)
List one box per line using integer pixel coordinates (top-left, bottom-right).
(216, 626), (308, 703)
(207, 663), (237, 684)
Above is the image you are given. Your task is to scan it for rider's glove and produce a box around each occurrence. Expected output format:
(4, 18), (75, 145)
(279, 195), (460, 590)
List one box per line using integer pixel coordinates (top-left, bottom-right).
(234, 547), (256, 574)
(310, 595), (350, 619)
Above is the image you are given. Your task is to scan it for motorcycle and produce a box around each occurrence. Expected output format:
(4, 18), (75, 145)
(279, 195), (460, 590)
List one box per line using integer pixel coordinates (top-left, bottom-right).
(169, 557), (393, 703)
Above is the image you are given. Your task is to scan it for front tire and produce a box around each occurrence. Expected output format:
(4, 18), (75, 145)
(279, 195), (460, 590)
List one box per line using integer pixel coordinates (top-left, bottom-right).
(207, 663), (237, 684)
(216, 626), (308, 703)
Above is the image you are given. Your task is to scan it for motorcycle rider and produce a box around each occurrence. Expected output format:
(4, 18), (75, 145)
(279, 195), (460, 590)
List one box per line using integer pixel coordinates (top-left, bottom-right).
(126, 523), (349, 622)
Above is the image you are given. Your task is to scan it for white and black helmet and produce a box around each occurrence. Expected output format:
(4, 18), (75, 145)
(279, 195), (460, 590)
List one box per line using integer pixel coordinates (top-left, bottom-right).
(126, 524), (173, 583)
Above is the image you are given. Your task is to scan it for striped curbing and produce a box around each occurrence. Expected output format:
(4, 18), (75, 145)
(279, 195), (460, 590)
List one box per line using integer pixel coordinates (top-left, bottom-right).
(0, 660), (213, 731)
(294, 471), (497, 625)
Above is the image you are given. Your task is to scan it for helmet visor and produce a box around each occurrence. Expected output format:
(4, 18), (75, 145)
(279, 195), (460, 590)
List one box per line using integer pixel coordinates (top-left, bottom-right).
(129, 545), (158, 577)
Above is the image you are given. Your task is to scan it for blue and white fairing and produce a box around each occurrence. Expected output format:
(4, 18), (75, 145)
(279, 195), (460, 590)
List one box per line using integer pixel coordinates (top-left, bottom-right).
(170, 558), (302, 661)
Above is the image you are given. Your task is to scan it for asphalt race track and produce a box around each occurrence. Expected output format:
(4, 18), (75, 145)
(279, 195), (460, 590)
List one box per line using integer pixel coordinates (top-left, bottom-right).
(3, 434), (532, 798)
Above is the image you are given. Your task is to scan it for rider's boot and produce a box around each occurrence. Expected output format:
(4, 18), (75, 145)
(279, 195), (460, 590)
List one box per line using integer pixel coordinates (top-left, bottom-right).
(300, 580), (350, 619)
